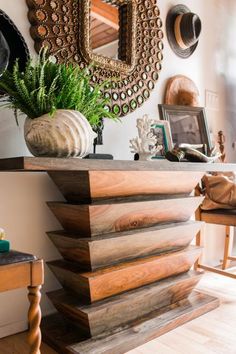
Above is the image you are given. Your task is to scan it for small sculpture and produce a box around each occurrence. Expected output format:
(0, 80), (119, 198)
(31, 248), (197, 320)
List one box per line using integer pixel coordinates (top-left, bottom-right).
(166, 143), (221, 163)
(130, 115), (162, 160)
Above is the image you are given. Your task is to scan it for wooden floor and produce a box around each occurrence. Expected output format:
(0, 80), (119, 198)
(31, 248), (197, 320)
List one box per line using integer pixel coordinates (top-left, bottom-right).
(0, 271), (235, 354)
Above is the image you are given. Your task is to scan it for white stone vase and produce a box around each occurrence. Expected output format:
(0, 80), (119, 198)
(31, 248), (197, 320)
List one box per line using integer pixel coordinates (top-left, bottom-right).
(24, 109), (97, 158)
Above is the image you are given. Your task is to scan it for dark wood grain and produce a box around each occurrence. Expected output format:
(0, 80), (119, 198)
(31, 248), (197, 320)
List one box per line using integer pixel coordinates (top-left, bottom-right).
(48, 171), (92, 203)
(68, 292), (219, 354)
(48, 170), (204, 203)
(47, 246), (202, 302)
(0, 157), (235, 172)
(42, 291), (220, 354)
(47, 197), (204, 236)
(47, 271), (202, 337)
(47, 221), (203, 270)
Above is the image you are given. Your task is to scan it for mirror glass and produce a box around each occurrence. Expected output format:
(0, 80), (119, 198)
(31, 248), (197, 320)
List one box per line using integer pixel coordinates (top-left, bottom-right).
(90, 0), (120, 59)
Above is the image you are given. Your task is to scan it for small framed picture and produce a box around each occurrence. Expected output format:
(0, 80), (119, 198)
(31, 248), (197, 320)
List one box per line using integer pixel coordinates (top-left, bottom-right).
(148, 120), (173, 159)
(158, 104), (212, 154)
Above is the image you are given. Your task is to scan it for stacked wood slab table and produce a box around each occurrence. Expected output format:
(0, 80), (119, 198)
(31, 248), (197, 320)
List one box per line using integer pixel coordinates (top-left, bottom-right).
(1, 158), (235, 354)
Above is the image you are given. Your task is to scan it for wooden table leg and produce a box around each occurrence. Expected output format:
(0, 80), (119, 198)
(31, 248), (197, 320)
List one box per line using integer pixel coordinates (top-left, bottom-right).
(222, 225), (233, 270)
(28, 285), (42, 354)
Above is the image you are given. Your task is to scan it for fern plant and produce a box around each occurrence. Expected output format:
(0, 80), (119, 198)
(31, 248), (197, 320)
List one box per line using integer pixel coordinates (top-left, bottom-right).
(0, 49), (117, 128)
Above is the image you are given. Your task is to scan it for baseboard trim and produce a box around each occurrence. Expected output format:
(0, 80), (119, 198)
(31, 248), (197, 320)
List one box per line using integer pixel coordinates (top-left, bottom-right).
(0, 320), (28, 339)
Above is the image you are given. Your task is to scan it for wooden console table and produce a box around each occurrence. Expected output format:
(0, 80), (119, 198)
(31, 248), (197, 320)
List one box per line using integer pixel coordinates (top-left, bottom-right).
(0, 157), (235, 354)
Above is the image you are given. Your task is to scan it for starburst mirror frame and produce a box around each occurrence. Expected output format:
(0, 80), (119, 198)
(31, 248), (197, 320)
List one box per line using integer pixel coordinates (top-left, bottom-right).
(26, 0), (164, 117)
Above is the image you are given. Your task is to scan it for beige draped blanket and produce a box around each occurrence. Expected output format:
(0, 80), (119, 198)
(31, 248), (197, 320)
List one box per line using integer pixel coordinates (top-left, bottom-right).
(201, 173), (236, 210)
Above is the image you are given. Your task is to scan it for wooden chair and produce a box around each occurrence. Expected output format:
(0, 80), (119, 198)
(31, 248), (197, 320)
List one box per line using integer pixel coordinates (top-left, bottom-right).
(0, 250), (44, 353)
(195, 131), (236, 278)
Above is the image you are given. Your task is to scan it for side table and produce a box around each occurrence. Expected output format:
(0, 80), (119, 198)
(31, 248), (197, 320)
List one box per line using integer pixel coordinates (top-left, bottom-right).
(0, 251), (44, 354)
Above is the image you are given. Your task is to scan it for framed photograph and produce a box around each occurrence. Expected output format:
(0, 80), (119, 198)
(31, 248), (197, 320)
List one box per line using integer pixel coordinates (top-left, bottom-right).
(158, 104), (212, 154)
(147, 120), (173, 159)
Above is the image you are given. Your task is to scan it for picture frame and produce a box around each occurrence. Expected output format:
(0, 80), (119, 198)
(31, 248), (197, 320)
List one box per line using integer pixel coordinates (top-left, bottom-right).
(148, 120), (173, 159)
(158, 104), (212, 154)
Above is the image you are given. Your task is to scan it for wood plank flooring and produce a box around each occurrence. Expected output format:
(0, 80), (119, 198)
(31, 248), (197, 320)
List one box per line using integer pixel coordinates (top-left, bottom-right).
(0, 271), (235, 354)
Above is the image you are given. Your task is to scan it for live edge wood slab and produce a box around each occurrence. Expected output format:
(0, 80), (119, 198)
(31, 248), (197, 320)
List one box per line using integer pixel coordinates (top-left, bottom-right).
(0, 157), (232, 354)
(0, 156), (235, 173)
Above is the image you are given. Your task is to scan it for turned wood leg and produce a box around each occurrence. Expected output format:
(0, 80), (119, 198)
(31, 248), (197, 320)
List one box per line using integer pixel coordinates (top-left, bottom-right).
(194, 231), (201, 270)
(28, 286), (42, 354)
(222, 226), (233, 270)
(194, 224), (205, 271)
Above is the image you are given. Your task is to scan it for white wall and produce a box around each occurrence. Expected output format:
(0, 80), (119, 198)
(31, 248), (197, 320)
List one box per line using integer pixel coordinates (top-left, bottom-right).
(0, 0), (235, 337)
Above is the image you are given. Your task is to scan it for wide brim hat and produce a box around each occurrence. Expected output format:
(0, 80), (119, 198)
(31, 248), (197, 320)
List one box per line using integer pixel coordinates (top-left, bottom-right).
(166, 4), (202, 59)
(0, 9), (29, 81)
(164, 75), (200, 106)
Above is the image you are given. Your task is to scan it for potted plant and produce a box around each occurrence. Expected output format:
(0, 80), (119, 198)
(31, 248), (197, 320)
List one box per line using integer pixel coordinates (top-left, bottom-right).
(0, 49), (117, 157)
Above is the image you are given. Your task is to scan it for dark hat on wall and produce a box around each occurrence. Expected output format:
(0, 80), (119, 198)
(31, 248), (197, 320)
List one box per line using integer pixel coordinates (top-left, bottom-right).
(0, 9), (29, 74)
(166, 4), (202, 59)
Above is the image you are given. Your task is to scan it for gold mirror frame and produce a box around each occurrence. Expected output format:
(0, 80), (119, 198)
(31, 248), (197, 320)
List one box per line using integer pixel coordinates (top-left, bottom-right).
(80, 0), (137, 74)
(26, 0), (164, 117)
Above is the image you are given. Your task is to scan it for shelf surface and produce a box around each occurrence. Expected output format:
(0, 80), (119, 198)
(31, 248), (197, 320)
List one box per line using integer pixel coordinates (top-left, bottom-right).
(0, 156), (235, 172)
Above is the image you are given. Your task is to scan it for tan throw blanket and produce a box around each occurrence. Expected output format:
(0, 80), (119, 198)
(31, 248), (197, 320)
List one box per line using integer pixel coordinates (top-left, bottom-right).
(201, 173), (236, 210)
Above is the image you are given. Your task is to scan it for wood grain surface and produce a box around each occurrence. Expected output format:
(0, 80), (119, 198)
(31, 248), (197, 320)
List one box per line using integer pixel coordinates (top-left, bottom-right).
(200, 209), (236, 226)
(47, 197), (204, 236)
(47, 221), (203, 270)
(47, 246), (202, 302)
(47, 271), (202, 337)
(41, 291), (220, 354)
(48, 170), (204, 203)
(0, 156), (235, 172)
(68, 292), (220, 354)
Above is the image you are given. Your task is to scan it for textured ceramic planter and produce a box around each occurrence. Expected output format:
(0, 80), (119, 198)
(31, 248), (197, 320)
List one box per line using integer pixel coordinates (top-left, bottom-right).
(24, 110), (97, 158)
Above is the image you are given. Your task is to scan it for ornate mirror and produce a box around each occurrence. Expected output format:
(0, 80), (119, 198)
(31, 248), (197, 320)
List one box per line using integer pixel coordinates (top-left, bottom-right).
(26, 0), (163, 116)
(81, 0), (137, 74)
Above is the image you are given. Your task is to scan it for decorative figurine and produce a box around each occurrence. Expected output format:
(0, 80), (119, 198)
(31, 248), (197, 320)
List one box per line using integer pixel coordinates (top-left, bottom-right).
(166, 144), (221, 163)
(130, 115), (162, 161)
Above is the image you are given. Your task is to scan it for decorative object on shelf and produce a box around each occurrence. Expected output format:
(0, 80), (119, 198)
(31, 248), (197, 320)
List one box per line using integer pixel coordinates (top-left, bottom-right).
(166, 144), (221, 163)
(179, 144), (221, 163)
(218, 130), (226, 162)
(164, 75), (200, 106)
(0, 9), (29, 94)
(0, 228), (10, 253)
(130, 115), (173, 160)
(150, 120), (173, 159)
(130, 115), (161, 161)
(26, 0), (164, 117)
(165, 148), (185, 162)
(166, 4), (202, 59)
(0, 49), (117, 157)
(24, 110), (97, 158)
(158, 104), (212, 155)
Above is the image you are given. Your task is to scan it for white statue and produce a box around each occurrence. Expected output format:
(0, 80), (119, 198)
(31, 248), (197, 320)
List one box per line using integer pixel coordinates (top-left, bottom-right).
(130, 115), (162, 161)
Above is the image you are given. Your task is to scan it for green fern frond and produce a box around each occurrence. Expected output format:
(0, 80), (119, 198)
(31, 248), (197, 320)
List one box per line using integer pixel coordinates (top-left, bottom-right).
(0, 47), (118, 126)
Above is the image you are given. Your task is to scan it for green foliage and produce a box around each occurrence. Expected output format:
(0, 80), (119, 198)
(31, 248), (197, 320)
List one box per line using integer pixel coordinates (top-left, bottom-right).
(0, 48), (117, 127)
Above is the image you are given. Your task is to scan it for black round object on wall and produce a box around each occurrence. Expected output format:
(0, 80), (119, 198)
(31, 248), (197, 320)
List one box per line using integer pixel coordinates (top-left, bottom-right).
(0, 32), (10, 77)
(0, 9), (29, 89)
